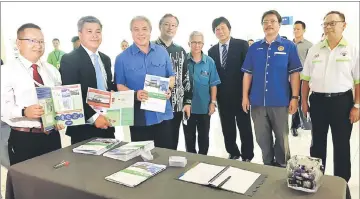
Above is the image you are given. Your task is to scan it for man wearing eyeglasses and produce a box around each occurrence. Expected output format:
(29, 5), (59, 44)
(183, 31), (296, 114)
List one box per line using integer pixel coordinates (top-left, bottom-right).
(301, 11), (359, 184)
(184, 31), (220, 155)
(208, 17), (254, 161)
(242, 10), (302, 167)
(47, 38), (65, 70)
(154, 14), (192, 150)
(1, 23), (63, 165)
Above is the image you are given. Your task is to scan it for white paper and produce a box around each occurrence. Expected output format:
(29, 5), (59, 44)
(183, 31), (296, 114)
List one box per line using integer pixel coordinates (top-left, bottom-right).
(210, 167), (261, 194)
(179, 163), (225, 185)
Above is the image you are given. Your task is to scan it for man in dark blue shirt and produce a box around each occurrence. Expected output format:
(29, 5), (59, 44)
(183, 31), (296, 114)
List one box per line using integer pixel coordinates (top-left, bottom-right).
(242, 10), (302, 167)
(115, 16), (175, 149)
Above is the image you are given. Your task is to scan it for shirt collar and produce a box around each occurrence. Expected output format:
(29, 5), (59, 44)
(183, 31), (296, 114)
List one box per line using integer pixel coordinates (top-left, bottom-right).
(219, 37), (231, 47)
(130, 42), (156, 55)
(81, 44), (100, 57)
(18, 55), (42, 69)
(187, 52), (207, 63)
(156, 38), (173, 48)
(320, 37), (348, 48)
(261, 34), (282, 44)
(293, 38), (305, 43)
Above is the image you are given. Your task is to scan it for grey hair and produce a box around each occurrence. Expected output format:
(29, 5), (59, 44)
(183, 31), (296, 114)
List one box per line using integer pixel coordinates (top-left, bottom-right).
(189, 31), (204, 42)
(77, 16), (102, 32)
(130, 16), (152, 31)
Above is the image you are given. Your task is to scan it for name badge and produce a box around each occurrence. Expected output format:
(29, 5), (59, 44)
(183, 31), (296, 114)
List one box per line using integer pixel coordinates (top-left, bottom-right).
(201, 70), (209, 76)
(274, 52), (287, 55)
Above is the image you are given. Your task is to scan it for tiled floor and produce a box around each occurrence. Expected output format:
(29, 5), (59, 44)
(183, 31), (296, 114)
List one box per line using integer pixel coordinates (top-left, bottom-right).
(1, 112), (359, 198)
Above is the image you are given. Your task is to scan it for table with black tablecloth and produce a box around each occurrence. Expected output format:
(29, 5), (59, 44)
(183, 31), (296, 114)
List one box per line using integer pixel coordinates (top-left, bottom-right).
(6, 139), (347, 199)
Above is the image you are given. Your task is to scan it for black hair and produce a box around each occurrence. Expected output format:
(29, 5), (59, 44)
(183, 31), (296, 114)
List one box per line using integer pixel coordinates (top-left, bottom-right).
(212, 17), (231, 33)
(17, 23), (41, 39)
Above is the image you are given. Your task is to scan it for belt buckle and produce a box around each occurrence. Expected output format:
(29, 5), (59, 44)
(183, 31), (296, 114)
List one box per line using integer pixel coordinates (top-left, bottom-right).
(325, 93), (331, 97)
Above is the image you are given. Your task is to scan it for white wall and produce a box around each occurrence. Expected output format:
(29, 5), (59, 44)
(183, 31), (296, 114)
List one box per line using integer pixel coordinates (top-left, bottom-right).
(1, 2), (359, 63)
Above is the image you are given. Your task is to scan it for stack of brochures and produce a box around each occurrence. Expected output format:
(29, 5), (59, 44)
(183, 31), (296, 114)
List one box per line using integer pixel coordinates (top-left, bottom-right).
(178, 162), (265, 195)
(72, 138), (120, 155)
(105, 162), (167, 187)
(103, 141), (155, 161)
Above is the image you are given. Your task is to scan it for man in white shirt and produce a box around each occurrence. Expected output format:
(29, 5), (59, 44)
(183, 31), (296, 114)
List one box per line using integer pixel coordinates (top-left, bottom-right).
(1, 23), (64, 165)
(301, 11), (359, 184)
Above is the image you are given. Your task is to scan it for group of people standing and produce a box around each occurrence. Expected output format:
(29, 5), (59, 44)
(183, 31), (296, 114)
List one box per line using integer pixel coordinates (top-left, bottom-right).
(1, 10), (358, 198)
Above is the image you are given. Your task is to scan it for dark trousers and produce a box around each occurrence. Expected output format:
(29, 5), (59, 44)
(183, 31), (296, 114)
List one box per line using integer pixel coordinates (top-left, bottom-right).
(129, 120), (172, 149)
(183, 114), (210, 155)
(218, 101), (254, 160)
(8, 129), (62, 165)
(291, 81), (302, 129)
(168, 112), (183, 150)
(309, 90), (353, 182)
(70, 127), (115, 145)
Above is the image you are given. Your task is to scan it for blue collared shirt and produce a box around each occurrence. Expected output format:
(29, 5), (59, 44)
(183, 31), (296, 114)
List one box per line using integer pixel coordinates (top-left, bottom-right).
(188, 53), (221, 114)
(241, 35), (302, 107)
(115, 43), (174, 126)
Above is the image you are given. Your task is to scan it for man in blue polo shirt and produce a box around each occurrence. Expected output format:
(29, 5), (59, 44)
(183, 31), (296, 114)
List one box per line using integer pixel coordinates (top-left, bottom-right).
(242, 10), (302, 167)
(114, 16), (175, 149)
(184, 31), (221, 155)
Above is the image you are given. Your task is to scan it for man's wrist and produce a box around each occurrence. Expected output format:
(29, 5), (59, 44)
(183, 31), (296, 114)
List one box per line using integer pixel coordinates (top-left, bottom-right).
(22, 107), (26, 117)
(354, 103), (360, 109)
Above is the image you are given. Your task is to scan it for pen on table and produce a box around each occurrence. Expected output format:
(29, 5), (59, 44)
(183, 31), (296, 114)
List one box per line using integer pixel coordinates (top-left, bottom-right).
(53, 160), (70, 169)
(217, 176), (231, 188)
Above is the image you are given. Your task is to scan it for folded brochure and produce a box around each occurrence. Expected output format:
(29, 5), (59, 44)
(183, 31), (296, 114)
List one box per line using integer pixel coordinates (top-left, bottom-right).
(72, 138), (120, 155)
(103, 141), (155, 161)
(105, 162), (166, 187)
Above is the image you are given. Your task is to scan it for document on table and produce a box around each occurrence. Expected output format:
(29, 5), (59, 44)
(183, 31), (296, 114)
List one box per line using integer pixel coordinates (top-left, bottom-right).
(209, 166), (261, 194)
(140, 74), (169, 113)
(178, 162), (262, 195)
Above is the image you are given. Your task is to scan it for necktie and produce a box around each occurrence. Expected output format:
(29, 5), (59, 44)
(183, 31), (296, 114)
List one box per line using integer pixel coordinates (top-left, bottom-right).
(31, 64), (45, 132)
(92, 54), (106, 90)
(221, 44), (228, 69)
(32, 64), (44, 86)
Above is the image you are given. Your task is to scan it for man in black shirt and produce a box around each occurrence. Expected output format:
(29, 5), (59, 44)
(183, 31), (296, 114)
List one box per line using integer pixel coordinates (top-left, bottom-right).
(155, 13), (192, 150)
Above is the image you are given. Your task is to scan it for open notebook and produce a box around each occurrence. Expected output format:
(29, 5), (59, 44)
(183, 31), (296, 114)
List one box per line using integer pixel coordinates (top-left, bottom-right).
(178, 162), (266, 196)
(105, 162), (166, 187)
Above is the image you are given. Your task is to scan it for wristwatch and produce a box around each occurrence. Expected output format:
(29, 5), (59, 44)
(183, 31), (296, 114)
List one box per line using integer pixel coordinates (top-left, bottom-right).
(21, 107), (26, 117)
(354, 104), (360, 109)
(291, 96), (300, 100)
(211, 100), (218, 107)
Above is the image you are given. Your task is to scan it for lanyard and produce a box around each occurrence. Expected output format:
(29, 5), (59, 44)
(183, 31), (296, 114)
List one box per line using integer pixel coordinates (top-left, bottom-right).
(54, 51), (61, 62)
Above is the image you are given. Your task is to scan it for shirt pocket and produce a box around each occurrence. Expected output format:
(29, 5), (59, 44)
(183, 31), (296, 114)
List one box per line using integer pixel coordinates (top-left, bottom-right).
(273, 52), (288, 68)
(150, 60), (166, 68)
(126, 64), (143, 72)
(198, 71), (210, 85)
(310, 59), (325, 79)
(335, 56), (353, 74)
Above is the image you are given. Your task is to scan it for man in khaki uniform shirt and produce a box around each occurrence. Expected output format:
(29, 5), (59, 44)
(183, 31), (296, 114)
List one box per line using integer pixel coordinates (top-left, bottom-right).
(301, 11), (359, 186)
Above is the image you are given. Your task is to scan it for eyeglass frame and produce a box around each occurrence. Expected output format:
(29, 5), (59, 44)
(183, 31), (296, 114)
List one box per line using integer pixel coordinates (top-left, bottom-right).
(321, 21), (345, 28)
(18, 38), (45, 45)
(262, 20), (279, 25)
(190, 41), (204, 46)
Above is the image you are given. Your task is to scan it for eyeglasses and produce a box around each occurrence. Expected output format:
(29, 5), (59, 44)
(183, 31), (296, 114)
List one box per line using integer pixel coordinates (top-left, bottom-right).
(262, 20), (278, 25)
(18, 38), (45, 45)
(162, 23), (178, 28)
(190, 41), (204, 46)
(321, 21), (344, 28)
